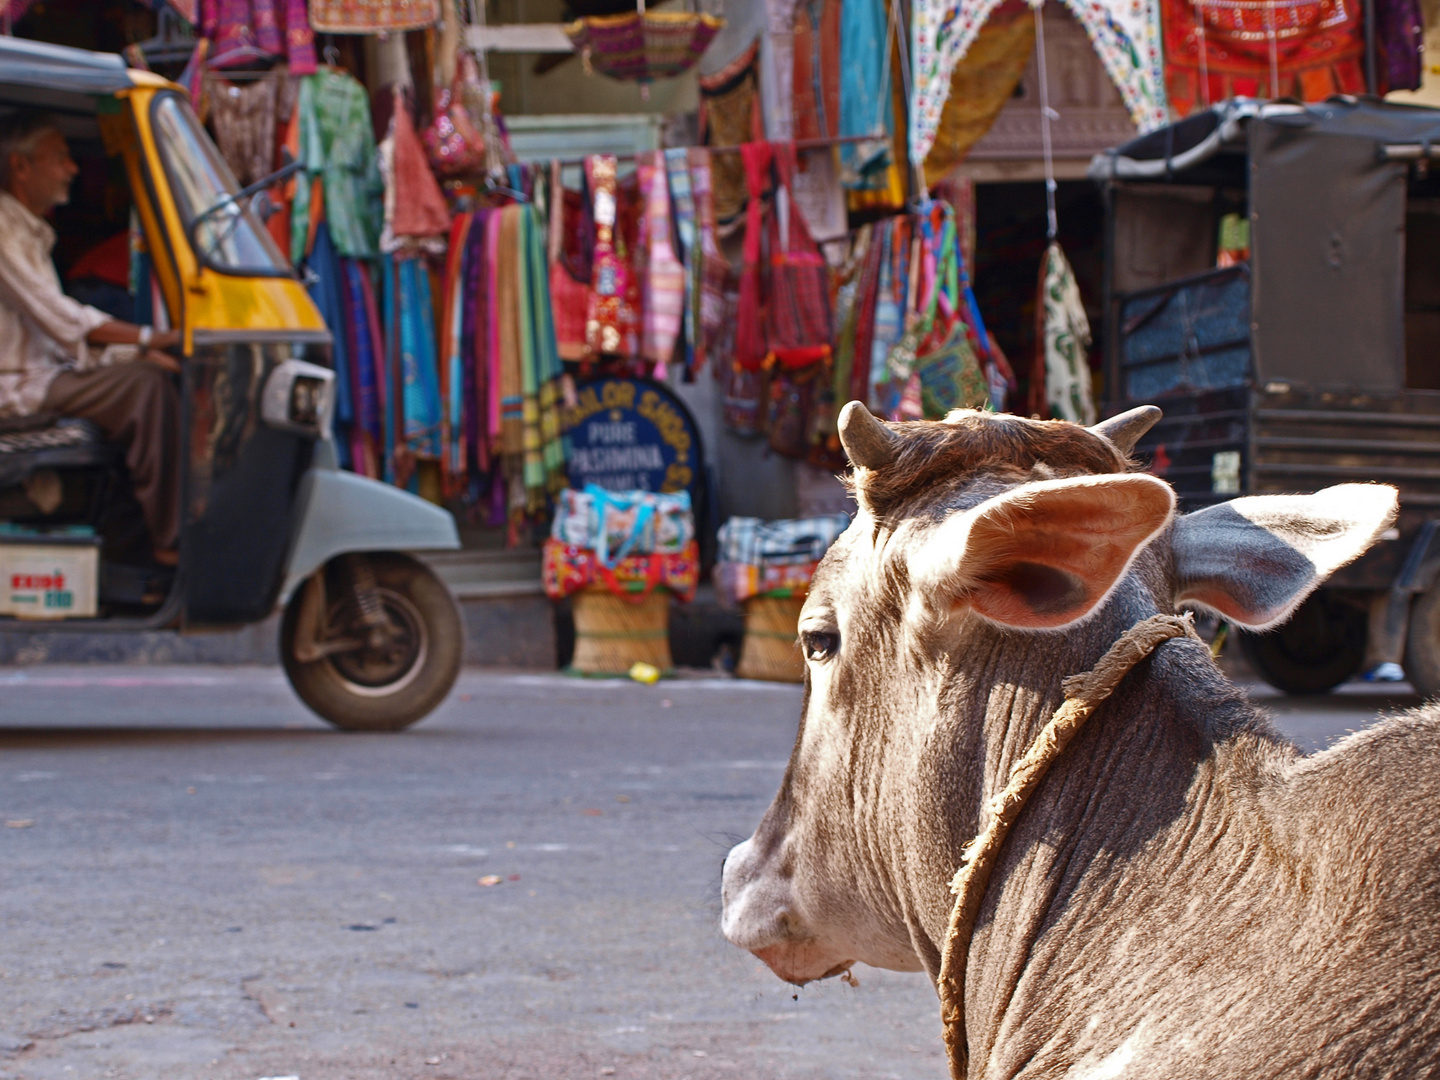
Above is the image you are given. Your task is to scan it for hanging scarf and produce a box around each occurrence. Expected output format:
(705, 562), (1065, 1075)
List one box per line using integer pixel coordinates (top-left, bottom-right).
(639, 151), (687, 377)
(792, 0), (841, 141)
(521, 206), (567, 505)
(1035, 241), (1095, 424)
(463, 209), (492, 474)
(303, 222), (354, 470)
(735, 141), (773, 373)
(1377, 0), (1424, 91)
(688, 148), (729, 372)
(342, 261), (380, 477)
(496, 206), (526, 464)
(398, 258), (443, 474)
(912, 0), (1167, 163)
(664, 147), (700, 377)
(439, 212), (473, 495)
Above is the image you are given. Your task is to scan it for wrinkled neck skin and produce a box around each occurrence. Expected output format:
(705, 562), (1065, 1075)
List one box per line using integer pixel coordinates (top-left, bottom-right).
(781, 531), (1383, 1077)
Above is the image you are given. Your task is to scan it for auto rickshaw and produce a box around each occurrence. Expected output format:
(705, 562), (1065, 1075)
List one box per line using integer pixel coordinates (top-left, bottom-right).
(1092, 97), (1440, 697)
(0, 37), (462, 730)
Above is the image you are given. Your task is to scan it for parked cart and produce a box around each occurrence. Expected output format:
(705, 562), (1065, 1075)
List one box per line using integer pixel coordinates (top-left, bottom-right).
(1093, 97), (1440, 695)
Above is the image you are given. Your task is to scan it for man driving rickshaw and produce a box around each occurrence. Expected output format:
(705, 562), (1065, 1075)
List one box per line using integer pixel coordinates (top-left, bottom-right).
(0, 109), (180, 564)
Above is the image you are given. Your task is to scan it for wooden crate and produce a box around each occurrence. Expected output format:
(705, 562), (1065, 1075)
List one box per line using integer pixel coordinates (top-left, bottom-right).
(570, 585), (673, 675)
(737, 593), (805, 683)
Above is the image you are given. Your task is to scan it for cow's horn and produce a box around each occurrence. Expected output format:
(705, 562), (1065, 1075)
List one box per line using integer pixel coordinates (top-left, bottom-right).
(1090, 405), (1163, 455)
(838, 401), (899, 468)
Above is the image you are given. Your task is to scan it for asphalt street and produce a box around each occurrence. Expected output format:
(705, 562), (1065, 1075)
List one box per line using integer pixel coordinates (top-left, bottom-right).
(0, 666), (1422, 1080)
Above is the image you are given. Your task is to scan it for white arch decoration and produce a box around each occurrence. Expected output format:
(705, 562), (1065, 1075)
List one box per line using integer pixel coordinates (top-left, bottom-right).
(910, 0), (1170, 164)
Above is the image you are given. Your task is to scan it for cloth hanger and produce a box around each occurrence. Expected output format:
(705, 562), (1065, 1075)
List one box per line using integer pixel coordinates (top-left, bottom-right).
(133, 7), (199, 66)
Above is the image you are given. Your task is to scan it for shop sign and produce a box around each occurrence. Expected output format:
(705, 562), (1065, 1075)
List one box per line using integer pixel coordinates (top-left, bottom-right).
(562, 377), (702, 495)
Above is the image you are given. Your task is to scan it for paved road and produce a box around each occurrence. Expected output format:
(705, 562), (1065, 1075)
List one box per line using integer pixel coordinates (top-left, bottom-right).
(0, 667), (1422, 1080)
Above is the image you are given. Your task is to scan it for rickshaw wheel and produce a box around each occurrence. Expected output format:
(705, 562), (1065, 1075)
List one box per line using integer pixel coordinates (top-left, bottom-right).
(1237, 589), (1367, 695)
(1403, 585), (1440, 699)
(281, 553), (463, 731)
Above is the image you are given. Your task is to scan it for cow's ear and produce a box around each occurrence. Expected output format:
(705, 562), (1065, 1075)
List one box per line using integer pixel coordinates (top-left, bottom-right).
(1172, 484), (1397, 630)
(911, 474), (1176, 630)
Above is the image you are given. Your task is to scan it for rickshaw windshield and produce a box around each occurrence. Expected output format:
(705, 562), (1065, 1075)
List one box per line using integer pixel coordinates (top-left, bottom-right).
(150, 92), (290, 276)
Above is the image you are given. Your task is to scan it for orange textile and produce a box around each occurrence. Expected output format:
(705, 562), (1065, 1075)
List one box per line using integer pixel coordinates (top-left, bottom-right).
(389, 94), (451, 240)
(792, 0), (841, 142)
(309, 0), (438, 32)
(1163, 0), (1366, 117)
(921, 0), (1034, 187)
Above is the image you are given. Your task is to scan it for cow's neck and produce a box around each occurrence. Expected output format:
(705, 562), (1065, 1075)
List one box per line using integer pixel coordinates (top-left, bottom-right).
(916, 590), (1280, 1074)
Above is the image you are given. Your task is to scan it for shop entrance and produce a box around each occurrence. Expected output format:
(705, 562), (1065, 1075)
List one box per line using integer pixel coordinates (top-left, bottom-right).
(971, 178), (1107, 412)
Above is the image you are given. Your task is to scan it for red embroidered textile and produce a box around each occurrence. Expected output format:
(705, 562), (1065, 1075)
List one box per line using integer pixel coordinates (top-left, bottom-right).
(791, 0), (841, 142)
(734, 141), (774, 372)
(549, 161), (592, 362)
(542, 539), (700, 602)
(766, 143), (833, 369)
(389, 91), (451, 240)
(1162, 0), (1367, 117)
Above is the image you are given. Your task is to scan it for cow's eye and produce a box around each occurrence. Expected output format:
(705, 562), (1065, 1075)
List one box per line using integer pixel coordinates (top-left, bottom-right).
(802, 630), (840, 662)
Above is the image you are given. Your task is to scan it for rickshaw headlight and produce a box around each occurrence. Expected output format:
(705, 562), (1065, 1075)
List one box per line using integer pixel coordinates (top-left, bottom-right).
(262, 358), (335, 439)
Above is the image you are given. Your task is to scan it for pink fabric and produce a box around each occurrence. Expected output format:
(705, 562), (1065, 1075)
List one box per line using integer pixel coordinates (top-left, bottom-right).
(639, 152), (686, 377)
(286, 0), (318, 74)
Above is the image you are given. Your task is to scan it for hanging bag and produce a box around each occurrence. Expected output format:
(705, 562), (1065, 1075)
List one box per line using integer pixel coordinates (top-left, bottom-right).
(764, 143), (833, 368)
(885, 206), (987, 419)
(733, 141), (772, 372)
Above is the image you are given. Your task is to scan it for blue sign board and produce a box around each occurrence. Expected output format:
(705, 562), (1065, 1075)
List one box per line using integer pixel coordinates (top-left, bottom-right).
(562, 377), (703, 497)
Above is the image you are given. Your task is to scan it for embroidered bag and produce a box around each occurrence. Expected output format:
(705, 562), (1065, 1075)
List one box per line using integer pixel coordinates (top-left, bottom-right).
(765, 142), (833, 368)
(734, 141), (772, 372)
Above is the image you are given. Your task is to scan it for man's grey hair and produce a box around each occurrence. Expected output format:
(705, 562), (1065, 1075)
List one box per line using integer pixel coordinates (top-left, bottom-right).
(0, 111), (63, 189)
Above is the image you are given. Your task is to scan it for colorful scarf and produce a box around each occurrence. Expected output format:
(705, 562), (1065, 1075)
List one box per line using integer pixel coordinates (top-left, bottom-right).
(664, 147), (700, 376)
(792, 0), (841, 142)
(639, 152), (686, 376)
(689, 147), (729, 372)
(309, 0), (440, 33)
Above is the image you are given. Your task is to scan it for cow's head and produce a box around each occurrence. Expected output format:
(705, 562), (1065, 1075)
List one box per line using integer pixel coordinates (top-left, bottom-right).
(721, 403), (1397, 986)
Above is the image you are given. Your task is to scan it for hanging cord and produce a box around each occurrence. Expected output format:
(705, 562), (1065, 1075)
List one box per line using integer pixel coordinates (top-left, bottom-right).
(1265, 0), (1280, 99)
(1193, 0), (1210, 106)
(890, 0), (928, 202)
(937, 614), (1202, 1080)
(1033, 4), (1058, 241)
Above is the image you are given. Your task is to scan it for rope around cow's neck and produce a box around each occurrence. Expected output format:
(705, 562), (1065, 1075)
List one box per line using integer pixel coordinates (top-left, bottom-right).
(937, 613), (1201, 1080)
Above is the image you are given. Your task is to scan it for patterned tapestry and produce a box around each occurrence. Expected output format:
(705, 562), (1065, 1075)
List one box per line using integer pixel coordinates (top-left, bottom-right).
(911, 0), (1168, 165)
(921, 0), (1035, 186)
(1161, 0), (1367, 116)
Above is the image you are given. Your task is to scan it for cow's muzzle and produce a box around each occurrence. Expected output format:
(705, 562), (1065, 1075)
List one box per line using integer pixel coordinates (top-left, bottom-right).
(720, 838), (856, 985)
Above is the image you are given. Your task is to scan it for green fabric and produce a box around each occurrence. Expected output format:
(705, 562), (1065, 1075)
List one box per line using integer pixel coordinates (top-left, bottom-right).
(292, 70), (382, 263)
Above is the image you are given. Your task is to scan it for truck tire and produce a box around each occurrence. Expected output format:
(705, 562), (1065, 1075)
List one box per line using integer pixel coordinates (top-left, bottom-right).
(1238, 590), (1367, 695)
(1404, 585), (1440, 699)
(281, 553), (463, 731)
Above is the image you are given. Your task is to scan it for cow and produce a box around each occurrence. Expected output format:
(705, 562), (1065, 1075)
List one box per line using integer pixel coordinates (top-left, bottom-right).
(720, 402), (1440, 1078)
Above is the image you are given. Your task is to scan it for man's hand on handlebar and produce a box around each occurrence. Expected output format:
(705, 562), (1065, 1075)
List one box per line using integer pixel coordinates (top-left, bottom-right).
(141, 348), (181, 374)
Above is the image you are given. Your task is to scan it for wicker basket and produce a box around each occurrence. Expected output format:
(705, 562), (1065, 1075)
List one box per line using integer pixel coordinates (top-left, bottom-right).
(737, 593), (806, 683)
(570, 584), (673, 675)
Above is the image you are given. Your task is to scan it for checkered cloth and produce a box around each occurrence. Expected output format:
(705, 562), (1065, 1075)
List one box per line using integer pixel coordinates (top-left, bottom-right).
(717, 514), (851, 569)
